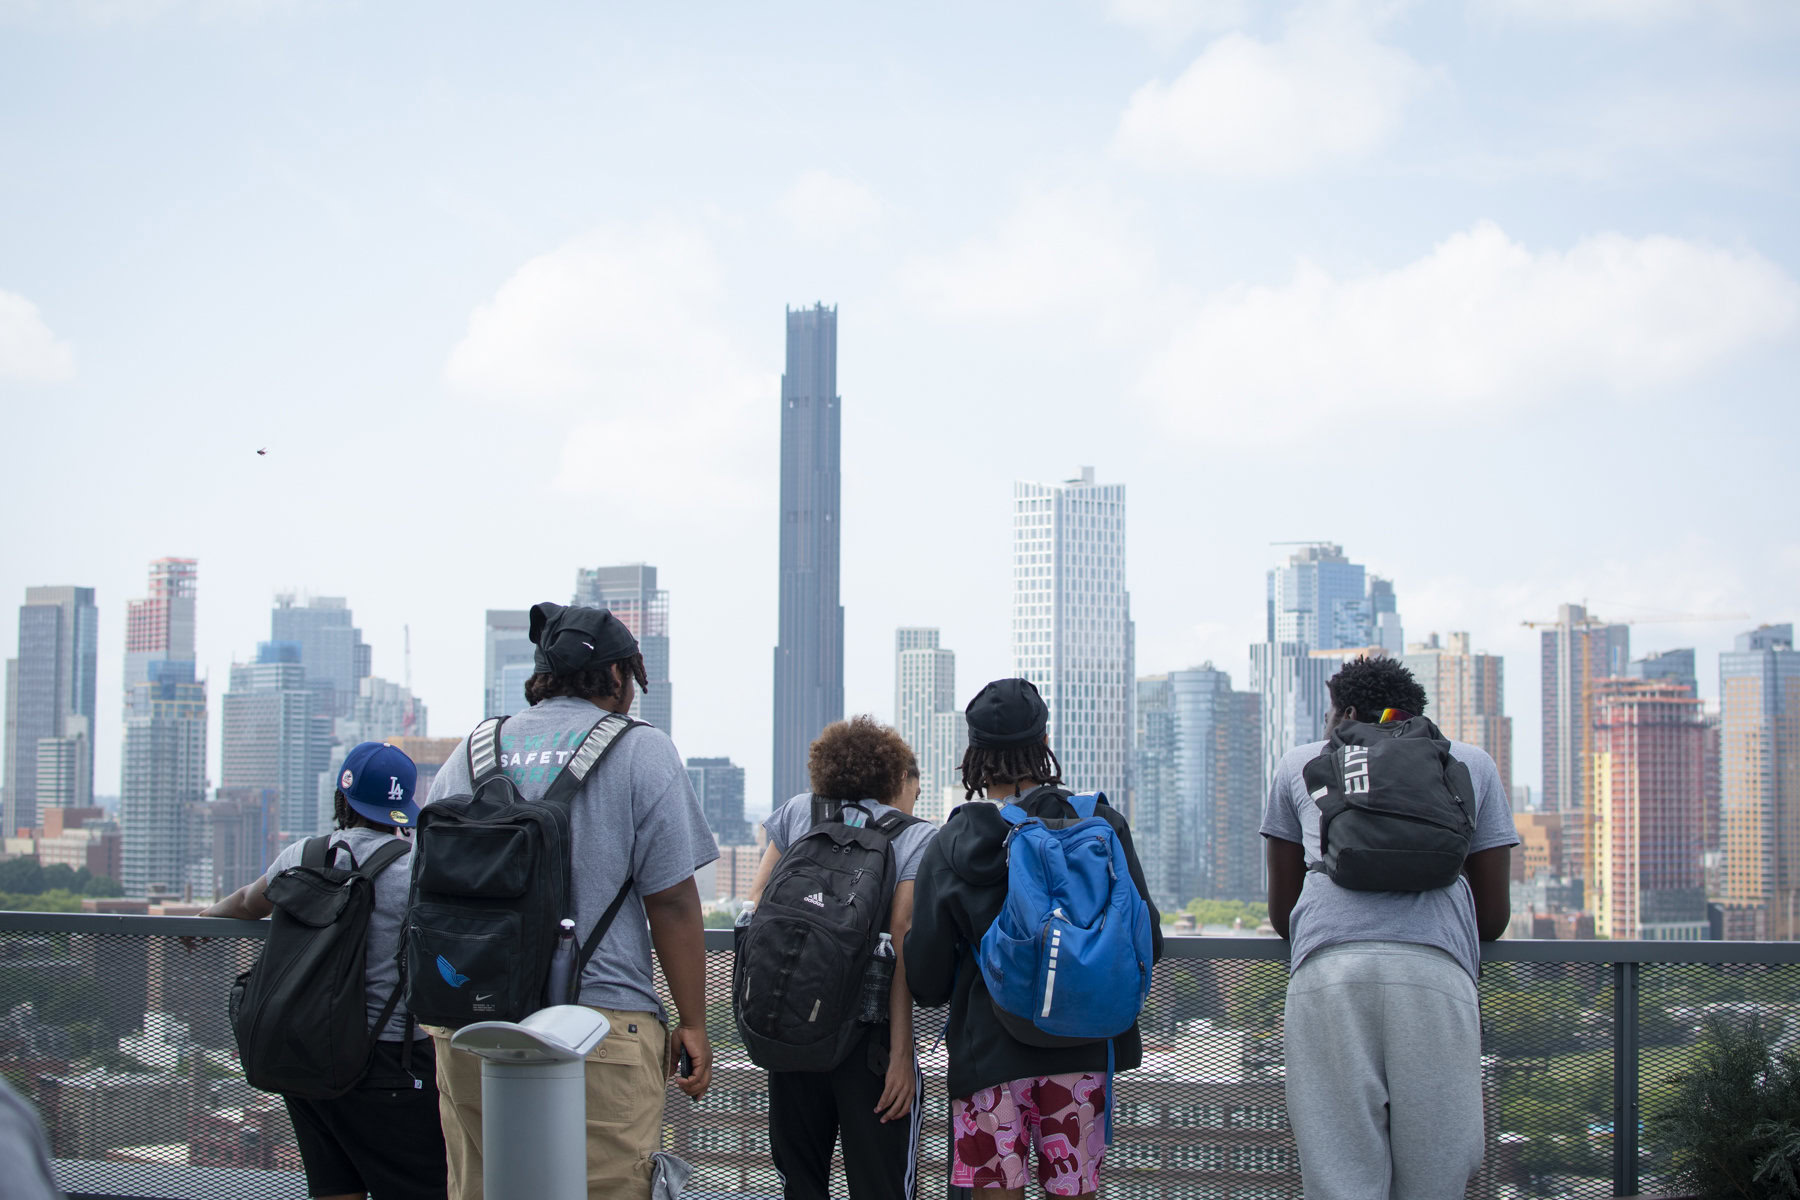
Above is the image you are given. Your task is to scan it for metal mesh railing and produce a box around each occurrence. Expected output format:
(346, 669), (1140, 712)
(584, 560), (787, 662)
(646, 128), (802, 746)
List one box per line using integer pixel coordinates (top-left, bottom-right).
(3, 914), (1797, 1200)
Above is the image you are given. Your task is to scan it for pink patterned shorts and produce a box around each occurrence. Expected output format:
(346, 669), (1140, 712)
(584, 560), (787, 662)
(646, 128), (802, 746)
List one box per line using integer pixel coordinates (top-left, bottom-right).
(950, 1073), (1106, 1194)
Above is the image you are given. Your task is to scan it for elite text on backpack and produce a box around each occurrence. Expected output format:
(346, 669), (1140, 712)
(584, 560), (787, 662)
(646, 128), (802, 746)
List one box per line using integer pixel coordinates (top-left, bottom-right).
(733, 798), (922, 1073)
(977, 791), (1154, 1049)
(403, 712), (641, 1027)
(1302, 715), (1477, 892)
(230, 836), (412, 1099)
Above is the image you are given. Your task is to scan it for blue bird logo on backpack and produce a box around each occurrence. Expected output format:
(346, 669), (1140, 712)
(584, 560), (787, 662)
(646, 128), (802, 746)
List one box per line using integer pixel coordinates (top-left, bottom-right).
(437, 955), (468, 989)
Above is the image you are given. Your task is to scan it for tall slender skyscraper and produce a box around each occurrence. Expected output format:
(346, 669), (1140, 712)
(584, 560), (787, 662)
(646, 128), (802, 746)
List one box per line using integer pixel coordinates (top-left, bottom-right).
(687, 757), (751, 846)
(120, 560), (207, 898)
(771, 303), (844, 807)
(1011, 467), (1132, 797)
(1718, 624), (1800, 940)
(574, 564), (672, 733)
(3, 586), (99, 833)
(895, 628), (967, 823)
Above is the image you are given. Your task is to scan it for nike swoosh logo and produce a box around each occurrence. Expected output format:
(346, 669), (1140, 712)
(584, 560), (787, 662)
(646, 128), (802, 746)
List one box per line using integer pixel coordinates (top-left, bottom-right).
(474, 992), (494, 1002)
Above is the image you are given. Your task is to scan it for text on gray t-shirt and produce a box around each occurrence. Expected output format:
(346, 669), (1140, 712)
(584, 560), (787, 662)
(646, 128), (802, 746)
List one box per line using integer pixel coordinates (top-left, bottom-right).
(425, 697), (720, 1016)
(1259, 738), (1520, 982)
(262, 826), (422, 1041)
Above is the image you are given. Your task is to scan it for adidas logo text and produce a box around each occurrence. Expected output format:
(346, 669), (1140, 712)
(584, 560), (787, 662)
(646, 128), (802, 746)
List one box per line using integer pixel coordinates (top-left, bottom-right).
(803, 892), (825, 907)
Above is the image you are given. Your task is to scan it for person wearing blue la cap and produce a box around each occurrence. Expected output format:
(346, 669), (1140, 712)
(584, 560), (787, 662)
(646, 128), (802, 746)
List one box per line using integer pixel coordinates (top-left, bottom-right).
(202, 741), (448, 1200)
(339, 741), (423, 829)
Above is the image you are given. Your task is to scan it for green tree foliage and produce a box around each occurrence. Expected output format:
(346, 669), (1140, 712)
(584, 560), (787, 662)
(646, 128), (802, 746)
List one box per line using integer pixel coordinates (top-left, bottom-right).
(0, 861), (115, 903)
(703, 910), (738, 929)
(1649, 1015), (1800, 1200)
(1178, 899), (1269, 928)
(0, 889), (86, 913)
(0, 857), (43, 895)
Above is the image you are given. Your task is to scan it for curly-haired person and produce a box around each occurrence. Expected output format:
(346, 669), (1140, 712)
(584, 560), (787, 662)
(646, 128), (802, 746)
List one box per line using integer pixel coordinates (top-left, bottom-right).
(745, 715), (936, 1200)
(1262, 655), (1519, 1200)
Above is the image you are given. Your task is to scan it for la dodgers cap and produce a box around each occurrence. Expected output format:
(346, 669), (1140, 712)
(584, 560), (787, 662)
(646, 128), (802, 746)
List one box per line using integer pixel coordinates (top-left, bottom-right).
(337, 742), (420, 828)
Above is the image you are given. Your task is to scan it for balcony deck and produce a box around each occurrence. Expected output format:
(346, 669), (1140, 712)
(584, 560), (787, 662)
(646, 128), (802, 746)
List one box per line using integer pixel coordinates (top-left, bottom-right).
(2, 913), (1793, 1200)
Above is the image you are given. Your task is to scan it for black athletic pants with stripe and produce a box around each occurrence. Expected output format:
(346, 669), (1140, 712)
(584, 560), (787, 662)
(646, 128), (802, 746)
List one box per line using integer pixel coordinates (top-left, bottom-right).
(769, 1023), (921, 1200)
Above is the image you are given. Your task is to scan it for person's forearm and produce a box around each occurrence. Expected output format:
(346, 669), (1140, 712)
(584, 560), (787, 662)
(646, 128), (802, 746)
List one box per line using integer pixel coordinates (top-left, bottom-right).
(888, 923), (914, 1050)
(645, 883), (708, 1027)
(200, 882), (268, 921)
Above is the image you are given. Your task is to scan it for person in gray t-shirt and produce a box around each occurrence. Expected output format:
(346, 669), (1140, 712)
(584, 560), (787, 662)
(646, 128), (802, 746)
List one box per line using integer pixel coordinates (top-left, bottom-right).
(746, 716), (937, 1200)
(202, 742), (447, 1200)
(424, 602), (717, 1200)
(1262, 656), (1518, 1200)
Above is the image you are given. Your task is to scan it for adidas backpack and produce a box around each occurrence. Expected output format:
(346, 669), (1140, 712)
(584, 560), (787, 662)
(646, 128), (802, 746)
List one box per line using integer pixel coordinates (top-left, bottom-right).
(1302, 715), (1477, 891)
(977, 790), (1153, 1048)
(229, 835), (412, 1099)
(732, 797), (922, 1073)
(403, 712), (641, 1027)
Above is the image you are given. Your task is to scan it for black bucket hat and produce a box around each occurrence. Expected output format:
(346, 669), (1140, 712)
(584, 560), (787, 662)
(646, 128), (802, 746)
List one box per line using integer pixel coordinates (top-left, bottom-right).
(965, 678), (1049, 748)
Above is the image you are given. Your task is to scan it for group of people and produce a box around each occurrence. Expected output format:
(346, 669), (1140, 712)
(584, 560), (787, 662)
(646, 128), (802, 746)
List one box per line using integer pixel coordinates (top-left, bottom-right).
(195, 599), (1518, 1200)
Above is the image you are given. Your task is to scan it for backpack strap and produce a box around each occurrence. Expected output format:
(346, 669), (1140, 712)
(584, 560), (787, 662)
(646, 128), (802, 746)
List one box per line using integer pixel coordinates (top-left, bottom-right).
(540, 712), (644, 815)
(468, 716), (508, 787)
(870, 810), (924, 838)
(299, 835), (333, 870)
(567, 873), (637, 1001)
(810, 795), (840, 827)
(1067, 792), (1101, 821)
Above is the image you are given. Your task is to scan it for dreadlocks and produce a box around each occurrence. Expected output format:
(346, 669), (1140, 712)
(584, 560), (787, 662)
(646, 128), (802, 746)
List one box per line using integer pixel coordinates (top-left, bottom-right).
(523, 652), (650, 707)
(958, 740), (1063, 801)
(332, 789), (398, 833)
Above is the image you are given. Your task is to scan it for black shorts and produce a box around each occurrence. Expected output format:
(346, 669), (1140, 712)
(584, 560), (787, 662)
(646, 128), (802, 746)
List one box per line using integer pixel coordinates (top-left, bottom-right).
(285, 1038), (448, 1200)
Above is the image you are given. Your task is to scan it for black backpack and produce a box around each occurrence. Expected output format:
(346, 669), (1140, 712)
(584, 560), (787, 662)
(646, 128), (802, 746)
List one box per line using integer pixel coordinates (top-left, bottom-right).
(229, 835), (412, 1099)
(732, 798), (922, 1072)
(1302, 716), (1477, 892)
(403, 712), (641, 1027)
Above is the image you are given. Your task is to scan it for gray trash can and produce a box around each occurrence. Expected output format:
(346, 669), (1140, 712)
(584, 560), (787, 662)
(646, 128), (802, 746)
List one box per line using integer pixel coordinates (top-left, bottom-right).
(450, 1005), (610, 1200)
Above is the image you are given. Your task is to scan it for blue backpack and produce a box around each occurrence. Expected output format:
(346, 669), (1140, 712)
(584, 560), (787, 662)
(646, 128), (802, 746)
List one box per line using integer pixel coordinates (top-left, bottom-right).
(977, 791), (1153, 1047)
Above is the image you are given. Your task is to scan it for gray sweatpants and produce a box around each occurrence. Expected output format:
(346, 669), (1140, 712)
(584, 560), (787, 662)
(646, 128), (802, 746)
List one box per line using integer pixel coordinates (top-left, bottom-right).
(1282, 941), (1484, 1200)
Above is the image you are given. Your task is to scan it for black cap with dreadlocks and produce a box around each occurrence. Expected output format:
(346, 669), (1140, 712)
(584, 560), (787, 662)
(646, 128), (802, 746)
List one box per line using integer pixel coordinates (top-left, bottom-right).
(958, 679), (1063, 800)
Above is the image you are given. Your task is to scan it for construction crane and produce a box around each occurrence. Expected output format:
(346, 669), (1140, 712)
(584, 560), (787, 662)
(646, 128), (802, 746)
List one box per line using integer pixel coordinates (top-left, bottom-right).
(1520, 611), (1748, 629)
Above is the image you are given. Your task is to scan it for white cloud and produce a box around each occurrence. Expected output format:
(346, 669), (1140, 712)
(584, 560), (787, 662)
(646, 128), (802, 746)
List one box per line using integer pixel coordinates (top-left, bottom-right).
(779, 169), (883, 243)
(0, 289), (75, 383)
(1103, 0), (1248, 41)
(899, 187), (1156, 324)
(1473, 0), (1792, 28)
(1142, 221), (1800, 441)
(1112, 6), (1432, 177)
(444, 220), (772, 509)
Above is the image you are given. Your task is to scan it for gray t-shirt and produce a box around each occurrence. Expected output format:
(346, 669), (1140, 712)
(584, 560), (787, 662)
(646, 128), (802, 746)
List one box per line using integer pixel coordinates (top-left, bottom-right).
(426, 697), (719, 1016)
(763, 793), (937, 900)
(263, 827), (421, 1041)
(1260, 738), (1520, 982)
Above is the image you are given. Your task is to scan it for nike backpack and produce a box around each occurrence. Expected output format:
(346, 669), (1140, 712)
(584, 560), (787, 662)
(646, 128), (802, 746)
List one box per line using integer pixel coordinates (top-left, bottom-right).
(1302, 715), (1477, 891)
(402, 712), (642, 1027)
(229, 835), (412, 1099)
(732, 798), (922, 1072)
(977, 790), (1153, 1048)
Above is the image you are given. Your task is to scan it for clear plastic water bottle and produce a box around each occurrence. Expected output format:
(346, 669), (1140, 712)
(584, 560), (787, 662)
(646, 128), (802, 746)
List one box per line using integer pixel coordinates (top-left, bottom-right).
(734, 902), (755, 953)
(859, 932), (895, 1023)
(544, 918), (577, 1006)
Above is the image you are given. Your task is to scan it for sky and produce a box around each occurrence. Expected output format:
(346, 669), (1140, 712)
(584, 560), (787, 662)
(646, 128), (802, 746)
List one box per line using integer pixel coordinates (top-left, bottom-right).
(1, 0), (1796, 819)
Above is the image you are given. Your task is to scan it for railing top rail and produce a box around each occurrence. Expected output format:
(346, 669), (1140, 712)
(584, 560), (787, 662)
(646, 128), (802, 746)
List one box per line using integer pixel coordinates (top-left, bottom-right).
(5, 910), (1797, 965)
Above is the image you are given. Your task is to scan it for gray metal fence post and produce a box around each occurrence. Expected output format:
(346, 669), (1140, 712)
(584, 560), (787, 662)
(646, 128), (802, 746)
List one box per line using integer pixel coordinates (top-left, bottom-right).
(451, 1006), (610, 1200)
(1612, 960), (1640, 1197)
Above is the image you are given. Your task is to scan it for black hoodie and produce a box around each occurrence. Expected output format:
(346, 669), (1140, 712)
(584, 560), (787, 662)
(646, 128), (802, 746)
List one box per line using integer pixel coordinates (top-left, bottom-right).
(904, 786), (1164, 1099)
